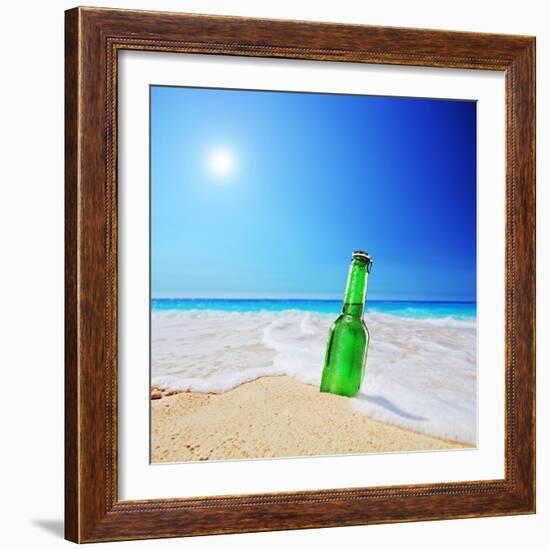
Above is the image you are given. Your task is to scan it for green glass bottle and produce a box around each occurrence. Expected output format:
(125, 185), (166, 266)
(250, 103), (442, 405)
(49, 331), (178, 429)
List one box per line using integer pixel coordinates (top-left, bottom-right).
(320, 251), (373, 397)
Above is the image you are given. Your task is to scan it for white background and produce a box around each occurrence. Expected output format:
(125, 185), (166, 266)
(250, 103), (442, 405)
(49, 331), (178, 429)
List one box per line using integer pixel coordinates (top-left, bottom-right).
(0, 0), (547, 548)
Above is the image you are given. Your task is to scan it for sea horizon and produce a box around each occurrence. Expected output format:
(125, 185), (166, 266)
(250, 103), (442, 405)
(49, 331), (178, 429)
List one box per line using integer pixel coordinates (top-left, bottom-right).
(151, 297), (476, 320)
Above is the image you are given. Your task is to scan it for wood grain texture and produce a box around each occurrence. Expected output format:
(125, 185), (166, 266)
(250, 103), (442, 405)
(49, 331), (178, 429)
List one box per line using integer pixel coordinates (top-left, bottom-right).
(64, 7), (79, 543)
(64, 6), (536, 543)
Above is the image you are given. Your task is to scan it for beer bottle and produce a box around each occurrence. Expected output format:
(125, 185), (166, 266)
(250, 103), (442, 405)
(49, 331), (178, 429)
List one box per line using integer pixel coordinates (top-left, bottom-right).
(320, 251), (373, 397)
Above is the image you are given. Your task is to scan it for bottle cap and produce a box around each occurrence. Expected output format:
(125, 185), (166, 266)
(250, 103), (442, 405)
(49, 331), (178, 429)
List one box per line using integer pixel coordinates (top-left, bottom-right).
(352, 250), (373, 263)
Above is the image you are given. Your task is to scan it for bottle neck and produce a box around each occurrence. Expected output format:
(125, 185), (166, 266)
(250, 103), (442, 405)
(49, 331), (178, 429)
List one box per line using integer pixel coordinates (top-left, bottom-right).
(342, 259), (369, 317)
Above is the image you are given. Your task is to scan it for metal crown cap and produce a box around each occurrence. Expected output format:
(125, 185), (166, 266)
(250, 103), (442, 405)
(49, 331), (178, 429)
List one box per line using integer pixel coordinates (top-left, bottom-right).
(352, 250), (373, 263)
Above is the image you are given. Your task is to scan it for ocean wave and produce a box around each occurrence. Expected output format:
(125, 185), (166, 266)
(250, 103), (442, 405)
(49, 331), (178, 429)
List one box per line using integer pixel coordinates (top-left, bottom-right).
(152, 308), (475, 325)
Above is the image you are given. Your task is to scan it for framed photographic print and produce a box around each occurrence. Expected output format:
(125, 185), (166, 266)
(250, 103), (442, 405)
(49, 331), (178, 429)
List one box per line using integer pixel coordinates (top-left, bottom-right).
(65, 6), (536, 543)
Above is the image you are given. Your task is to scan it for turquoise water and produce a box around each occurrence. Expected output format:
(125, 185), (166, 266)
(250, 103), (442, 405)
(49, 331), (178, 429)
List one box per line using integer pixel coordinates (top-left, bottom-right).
(152, 298), (476, 320)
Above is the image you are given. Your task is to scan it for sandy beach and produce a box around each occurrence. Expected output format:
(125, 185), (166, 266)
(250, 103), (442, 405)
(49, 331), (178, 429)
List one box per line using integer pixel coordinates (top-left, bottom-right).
(151, 375), (467, 463)
(151, 308), (477, 450)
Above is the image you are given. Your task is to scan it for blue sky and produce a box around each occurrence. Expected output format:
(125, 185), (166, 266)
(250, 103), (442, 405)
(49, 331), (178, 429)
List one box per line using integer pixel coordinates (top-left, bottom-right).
(151, 86), (476, 301)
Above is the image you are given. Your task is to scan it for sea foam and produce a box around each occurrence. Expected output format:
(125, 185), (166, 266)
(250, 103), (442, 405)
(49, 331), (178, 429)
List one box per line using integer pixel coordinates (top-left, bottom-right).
(151, 310), (476, 444)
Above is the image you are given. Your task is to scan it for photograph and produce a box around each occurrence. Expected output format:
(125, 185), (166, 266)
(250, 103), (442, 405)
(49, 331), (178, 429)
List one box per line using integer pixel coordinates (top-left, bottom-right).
(1, 0), (541, 545)
(149, 85), (477, 463)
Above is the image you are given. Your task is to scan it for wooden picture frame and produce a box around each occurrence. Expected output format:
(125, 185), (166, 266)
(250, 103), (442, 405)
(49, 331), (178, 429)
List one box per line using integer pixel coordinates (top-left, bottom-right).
(65, 6), (536, 543)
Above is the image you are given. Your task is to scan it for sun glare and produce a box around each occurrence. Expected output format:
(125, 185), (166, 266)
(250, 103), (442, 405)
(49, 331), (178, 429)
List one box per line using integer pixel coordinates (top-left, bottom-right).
(209, 149), (235, 177)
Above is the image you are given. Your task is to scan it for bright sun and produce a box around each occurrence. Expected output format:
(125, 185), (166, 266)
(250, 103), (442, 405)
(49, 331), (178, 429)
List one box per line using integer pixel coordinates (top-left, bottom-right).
(209, 149), (235, 177)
